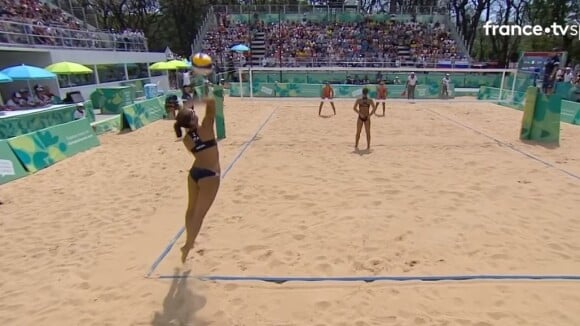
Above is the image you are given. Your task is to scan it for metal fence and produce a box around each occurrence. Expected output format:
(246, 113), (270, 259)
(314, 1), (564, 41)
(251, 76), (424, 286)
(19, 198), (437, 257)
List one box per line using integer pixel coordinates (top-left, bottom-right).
(212, 4), (445, 16)
(192, 6), (218, 55)
(0, 20), (148, 52)
(217, 59), (474, 72)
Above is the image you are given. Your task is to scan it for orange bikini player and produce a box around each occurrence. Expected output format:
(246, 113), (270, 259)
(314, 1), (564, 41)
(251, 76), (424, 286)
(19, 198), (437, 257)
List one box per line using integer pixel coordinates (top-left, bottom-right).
(376, 80), (388, 115)
(318, 82), (336, 116)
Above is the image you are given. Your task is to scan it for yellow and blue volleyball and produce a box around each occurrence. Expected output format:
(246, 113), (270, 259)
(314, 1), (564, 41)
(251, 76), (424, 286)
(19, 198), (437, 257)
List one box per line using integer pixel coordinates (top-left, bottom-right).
(191, 53), (213, 75)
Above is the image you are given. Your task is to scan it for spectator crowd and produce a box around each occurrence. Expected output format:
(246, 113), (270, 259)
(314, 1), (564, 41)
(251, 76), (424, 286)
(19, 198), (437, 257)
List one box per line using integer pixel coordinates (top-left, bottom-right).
(0, 0), (147, 51)
(262, 19), (464, 67)
(202, 13), (467, 71)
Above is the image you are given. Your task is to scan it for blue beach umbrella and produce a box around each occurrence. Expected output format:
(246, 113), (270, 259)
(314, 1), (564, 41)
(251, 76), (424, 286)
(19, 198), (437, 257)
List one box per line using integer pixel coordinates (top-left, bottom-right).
(1, 64), (57, 80)
(1, 64), (57, 94)
(231, 44), (250, 52)
(0, 72), (13, 83)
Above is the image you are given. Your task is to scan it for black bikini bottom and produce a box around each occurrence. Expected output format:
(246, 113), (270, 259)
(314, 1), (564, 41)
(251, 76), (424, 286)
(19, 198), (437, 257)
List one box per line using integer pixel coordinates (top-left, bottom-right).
(359, 115), (369, 122)
(190, 167), (217, 182)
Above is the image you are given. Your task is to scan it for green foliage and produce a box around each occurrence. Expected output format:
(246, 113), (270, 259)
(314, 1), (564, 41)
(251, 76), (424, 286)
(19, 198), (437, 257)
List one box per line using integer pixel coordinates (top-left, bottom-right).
(463, 0), (580, 64)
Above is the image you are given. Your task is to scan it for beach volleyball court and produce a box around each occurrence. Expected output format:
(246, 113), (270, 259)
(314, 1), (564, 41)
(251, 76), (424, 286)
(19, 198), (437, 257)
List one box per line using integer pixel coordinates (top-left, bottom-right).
(1, 97), (580, 325)
(148, 97), (580, 324)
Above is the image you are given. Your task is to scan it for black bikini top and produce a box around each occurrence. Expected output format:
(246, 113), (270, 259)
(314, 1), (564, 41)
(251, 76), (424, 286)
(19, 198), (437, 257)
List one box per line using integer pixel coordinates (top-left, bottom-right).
(189, 129), (217, 153)
(359, 96), (371, 108)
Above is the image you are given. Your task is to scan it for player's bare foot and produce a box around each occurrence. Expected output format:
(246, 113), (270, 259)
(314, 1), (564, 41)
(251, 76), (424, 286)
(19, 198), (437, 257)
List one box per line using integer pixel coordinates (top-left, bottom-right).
(180, 245), (192, 263)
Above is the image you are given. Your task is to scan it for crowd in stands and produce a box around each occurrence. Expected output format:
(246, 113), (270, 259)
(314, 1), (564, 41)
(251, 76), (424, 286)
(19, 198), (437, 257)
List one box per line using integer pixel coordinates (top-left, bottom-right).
(202, 17), (252, 68)
(0, 84), (55, 111)
(202, 13), (466, 71)
(0, 0), (147, 51)
(262, 19), (463, 67)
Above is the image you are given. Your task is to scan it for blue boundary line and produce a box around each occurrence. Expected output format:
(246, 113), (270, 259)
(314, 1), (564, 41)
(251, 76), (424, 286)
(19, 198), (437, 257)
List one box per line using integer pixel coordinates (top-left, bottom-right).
(425, 108), (580, 181)
(145, 107), (278, 278)
(155, 274), (580, 283)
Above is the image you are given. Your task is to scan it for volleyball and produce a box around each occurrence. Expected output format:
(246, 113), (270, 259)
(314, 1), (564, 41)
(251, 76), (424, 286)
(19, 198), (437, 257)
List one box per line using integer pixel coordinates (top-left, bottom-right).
(191, 53), (213, 75)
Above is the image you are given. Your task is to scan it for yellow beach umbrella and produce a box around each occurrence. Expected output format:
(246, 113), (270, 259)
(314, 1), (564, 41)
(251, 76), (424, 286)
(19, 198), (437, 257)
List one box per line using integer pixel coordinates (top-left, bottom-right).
(149, 60), (189, 71)
(45, 61), (93, 74)
(167, 59), (189, 69)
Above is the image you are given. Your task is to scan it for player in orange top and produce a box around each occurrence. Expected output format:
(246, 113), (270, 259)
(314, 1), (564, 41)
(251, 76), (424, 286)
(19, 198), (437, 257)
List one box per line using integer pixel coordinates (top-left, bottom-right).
(376, 80), (388, 116)
(318, 82), (336, 116)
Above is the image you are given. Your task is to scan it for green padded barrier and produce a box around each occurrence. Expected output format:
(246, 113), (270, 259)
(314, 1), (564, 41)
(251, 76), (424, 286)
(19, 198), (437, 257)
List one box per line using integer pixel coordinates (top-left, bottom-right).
(121, 97), (165, 131)
(0, 139), (28, 185)
(91, 86), (134, 114)
(230, 82), (455, 99)
(520, 87), (561, 143)
(91, 115), (123, 135)
(0, 104), (79, 139)
(213, 86), (226, 140)
(8, 118), (100, 173)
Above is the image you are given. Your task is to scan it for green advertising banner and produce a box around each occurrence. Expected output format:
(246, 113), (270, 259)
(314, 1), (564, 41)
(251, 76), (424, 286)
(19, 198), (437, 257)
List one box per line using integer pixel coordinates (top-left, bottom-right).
(0, 104), (79, 139)
(8, 118), (100, 173)
(91, 114), (123, 135)
(520, 87), (537, 140)
(560, 100), (580, 125)
(230, 82), (455, 99)
(91, 86), (134, 114)
(122, 97), (165, 130)
(213, 86), (226, 140)
(530, 92), (561, 143)
(0, 139), (28, 185)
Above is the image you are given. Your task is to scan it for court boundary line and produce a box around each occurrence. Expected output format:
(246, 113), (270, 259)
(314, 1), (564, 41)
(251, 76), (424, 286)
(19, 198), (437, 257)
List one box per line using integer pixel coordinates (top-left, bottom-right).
(145, 107), (278, 278)
(153, 274), (580, 283)
(424, 107), (580, 181)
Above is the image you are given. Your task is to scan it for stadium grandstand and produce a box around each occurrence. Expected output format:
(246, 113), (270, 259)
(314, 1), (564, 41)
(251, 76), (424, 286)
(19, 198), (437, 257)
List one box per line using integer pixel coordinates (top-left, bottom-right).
(197, 2), (474, 78)
(0, 0), (167, 102)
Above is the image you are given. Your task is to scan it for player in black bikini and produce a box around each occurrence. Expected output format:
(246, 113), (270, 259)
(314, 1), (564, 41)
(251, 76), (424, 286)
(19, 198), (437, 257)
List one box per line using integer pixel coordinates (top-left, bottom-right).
(173, 98), (220, 263)
(353, 87), (377, 150)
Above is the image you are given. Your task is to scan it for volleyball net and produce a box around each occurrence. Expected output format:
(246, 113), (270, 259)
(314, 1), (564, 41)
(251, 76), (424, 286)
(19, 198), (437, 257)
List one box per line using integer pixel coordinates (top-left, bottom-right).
(230, 67), (531, 105)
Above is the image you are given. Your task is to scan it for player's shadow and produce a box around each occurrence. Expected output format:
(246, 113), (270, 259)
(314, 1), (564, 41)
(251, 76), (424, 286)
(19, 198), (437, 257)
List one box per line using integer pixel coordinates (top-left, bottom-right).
(351, 148), (372, 155)
(319, 114), (333, 118)
(151, 268), (207, 326)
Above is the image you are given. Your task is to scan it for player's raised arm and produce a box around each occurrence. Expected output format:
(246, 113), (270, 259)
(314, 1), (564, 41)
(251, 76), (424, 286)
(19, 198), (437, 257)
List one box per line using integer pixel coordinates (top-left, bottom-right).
(201, 97), (216, 127)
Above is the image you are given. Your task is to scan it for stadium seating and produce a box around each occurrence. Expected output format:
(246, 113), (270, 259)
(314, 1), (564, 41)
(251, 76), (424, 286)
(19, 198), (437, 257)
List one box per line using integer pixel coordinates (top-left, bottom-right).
(202, 12), (469, 69)
(0, 0), (147, 51)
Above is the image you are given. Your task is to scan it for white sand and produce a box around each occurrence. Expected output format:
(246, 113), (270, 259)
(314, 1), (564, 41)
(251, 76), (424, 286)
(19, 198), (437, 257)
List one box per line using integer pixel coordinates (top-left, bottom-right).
(1, 98), (580, 325)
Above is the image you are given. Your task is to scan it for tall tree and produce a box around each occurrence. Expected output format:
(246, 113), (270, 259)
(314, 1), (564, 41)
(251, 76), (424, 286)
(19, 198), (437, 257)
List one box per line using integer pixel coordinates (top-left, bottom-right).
(449, 0), (491, 54)
(487, 0), (527, 66)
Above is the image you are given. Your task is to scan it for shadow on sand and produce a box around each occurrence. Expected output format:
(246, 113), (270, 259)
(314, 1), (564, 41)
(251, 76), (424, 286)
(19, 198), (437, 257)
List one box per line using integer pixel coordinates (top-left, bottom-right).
(520, 139), (560, 150)
(319, 114), (334, 118)
(351, 148), (372, 156)
(151, 268), (207, 326)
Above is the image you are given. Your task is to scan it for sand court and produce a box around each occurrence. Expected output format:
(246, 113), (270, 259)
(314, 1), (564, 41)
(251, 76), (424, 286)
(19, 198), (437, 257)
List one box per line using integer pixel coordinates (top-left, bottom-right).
(153, 98), (580, 278)
(1, 97), (580, 325)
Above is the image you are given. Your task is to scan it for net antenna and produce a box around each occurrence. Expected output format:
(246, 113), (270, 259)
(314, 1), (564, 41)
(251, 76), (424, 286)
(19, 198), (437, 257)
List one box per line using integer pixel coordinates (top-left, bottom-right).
(236, 66), (519, 101)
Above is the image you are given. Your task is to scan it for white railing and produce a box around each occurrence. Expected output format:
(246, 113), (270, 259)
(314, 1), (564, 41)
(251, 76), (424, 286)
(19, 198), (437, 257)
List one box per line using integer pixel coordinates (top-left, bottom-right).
(0, 20), (148, 51)
(440, 14), (471, 62)
(212, 4), (441, 16)
(219, 58), (475, 69)
(191, 6), (217, 55)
